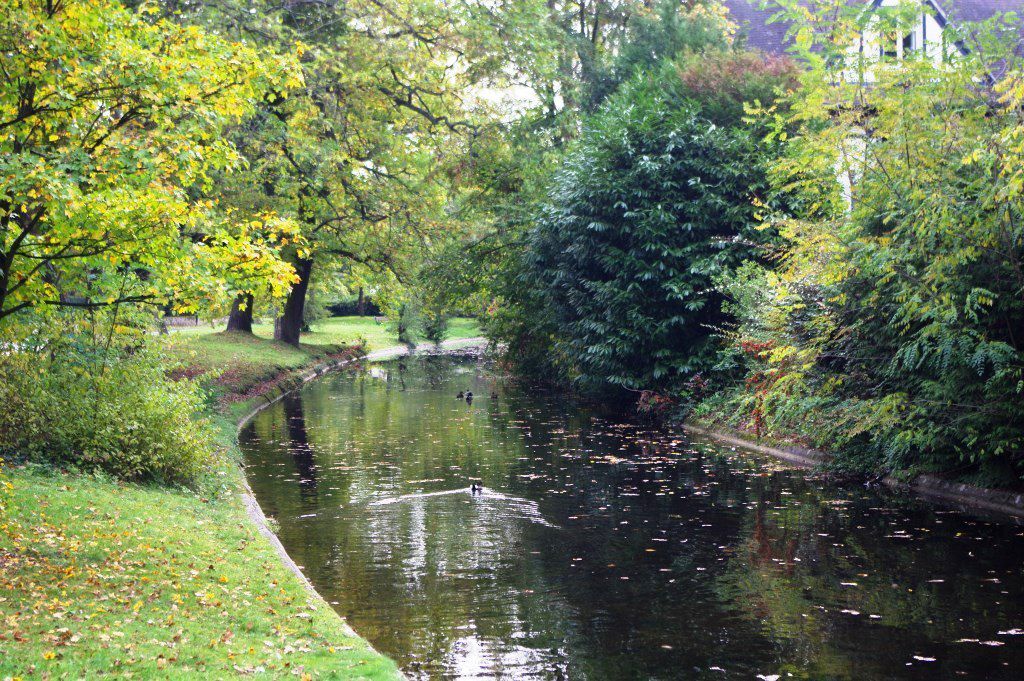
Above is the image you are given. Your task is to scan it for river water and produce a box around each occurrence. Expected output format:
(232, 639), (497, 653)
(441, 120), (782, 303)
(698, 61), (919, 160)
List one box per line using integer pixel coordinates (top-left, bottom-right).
(239, 353), (1024, 680)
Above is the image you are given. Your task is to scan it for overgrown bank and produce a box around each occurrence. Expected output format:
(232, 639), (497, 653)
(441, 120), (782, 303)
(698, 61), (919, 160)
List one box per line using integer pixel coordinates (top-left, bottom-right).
(0, 319), (479, 679)
(466, 7), (1024, 489)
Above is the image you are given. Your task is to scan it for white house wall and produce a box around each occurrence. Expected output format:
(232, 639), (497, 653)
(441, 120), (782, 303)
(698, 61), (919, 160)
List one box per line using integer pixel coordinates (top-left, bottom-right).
(846, 1), (953, 82)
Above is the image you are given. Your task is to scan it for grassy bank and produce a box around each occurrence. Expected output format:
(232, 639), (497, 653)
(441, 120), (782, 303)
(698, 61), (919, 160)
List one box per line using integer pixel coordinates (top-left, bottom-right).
(168, 316), (480, 407)
(1, 465), (400, 679)
(171, 316), (480, 352)
(0, 316), (478, 679)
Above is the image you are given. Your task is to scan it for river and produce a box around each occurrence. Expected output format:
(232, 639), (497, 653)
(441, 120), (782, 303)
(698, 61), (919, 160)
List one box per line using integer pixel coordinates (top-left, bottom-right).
(239, 352), (1024, 680)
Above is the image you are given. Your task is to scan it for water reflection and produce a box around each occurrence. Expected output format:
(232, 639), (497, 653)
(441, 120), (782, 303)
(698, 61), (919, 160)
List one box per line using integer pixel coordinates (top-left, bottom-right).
(282, 394), (317, 502)
(239, 355), (1024, 680)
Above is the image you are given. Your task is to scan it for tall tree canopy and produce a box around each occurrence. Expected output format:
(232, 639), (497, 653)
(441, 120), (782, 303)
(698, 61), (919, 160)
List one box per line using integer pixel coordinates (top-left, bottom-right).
(0, 0), (301, 323)
(147, 0), (537, 343)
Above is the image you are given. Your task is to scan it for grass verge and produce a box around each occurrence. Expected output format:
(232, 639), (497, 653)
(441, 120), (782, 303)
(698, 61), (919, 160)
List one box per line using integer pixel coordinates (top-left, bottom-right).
(1, 463), (399, 679)
(0, 317), (479, 679)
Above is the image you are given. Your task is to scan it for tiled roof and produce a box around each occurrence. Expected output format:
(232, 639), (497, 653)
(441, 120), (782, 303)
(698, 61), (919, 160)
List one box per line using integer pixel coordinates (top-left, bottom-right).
(936, 0), (1023, 22)
(726, 0), (791, 52)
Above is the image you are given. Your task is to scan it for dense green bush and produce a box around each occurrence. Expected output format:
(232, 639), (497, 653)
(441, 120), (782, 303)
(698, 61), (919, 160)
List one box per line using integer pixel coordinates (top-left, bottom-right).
(510, 52), (796, 395)
(422, 307), (450, 346)
(386, 300), (420, 347)
(709, 18), (1024, 483)
(0, 343), (215, 487)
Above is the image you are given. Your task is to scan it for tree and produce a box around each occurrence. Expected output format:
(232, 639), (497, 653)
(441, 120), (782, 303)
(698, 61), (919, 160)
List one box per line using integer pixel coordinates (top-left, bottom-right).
(420, 2), (740, 378)
(506, 51), (796, 395)
(0, 0), (300, 326)
(160, 0), (515, 345)
(226, 293), (255, 333)
(422, 307), (449, 346)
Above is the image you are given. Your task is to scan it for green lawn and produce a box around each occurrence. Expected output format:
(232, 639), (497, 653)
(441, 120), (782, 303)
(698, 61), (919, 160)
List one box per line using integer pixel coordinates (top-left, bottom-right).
(1, 465), (400, 680)
(171, 315), (480, 353)
(0, 315), (481, 679)
(165, 315), (481, 402)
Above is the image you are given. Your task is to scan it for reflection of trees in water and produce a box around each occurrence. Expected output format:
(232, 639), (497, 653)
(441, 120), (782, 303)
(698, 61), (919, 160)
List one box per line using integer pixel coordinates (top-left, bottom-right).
(242, 357), (1024, 681)
(419, 355), (450, 390)
(393, 358), (408, 391)
(283, 394), (317, 501)
(268, 358), (587, 674)
(713, 487), (1024, 680)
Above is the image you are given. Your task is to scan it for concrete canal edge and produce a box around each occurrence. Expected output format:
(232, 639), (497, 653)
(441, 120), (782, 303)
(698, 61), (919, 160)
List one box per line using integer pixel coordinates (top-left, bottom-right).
(683, 421), (1024, 519)
(230, 338), (487, 672)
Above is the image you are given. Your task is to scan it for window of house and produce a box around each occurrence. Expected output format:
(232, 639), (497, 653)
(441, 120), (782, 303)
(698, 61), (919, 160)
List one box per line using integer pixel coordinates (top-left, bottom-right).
(903, 32), (915, 53)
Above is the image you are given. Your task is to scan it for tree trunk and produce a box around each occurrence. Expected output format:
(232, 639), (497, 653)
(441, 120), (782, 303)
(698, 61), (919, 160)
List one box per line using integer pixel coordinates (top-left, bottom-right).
(226, 293), (254, 333)
(274, 258), (313, 346)
(301, 286), (314, 333)
(155, 311), (169, 336)
(356, 286), (365, 316)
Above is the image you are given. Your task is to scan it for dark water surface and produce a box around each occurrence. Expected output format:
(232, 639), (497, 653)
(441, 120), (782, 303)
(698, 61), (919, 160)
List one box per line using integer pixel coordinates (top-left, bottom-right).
(239, 355), (1024, 680)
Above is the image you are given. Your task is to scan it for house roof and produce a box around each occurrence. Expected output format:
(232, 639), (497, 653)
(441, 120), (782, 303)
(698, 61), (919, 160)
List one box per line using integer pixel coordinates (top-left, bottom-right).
(723, 0), (1024, 54)
(939, 0), (1023, 22)
(725, 0), (790, 54)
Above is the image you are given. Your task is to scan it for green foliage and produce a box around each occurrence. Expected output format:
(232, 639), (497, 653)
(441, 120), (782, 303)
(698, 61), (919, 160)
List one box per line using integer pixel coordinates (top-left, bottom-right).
(582, 0), (731, 110)
(161, 0), (526, 345)
(674, 50), (800, 126)
(0, 0), (300, 322)
(0, 335), (214, 487)
(388, 4), (740, 374)
(422, 307), (450, 346)
(712, 4), (1024, 482)
(389, 301), (421, 348)
(505, 52), (796, 395)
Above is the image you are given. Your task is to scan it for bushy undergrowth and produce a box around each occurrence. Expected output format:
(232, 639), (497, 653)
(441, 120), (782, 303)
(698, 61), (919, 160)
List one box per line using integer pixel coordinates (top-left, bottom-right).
(494, 50), (797, 396)
(702, 16), (1024, 485)
(0, 341), (214, 487)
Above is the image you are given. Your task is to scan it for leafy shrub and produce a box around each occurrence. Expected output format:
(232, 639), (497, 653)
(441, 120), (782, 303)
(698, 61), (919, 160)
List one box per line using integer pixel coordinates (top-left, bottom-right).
(710, 22), (1024, 483)
(515, 53), (796, 396)
(422, 308), (450, 346)
(0, 344), (215, 487)
(674, 50), (799, 126)
(584, 0), (731, 110)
